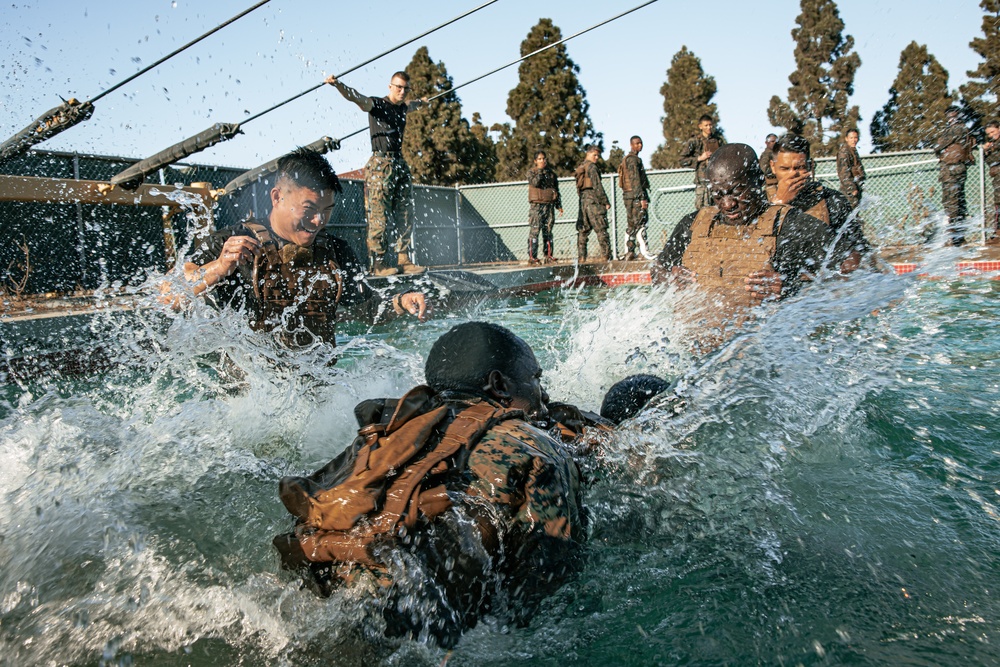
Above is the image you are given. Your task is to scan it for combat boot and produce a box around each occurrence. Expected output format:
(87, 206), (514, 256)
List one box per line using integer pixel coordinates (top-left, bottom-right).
(397, 252), (426, 275)
(371, 255), (400, 277)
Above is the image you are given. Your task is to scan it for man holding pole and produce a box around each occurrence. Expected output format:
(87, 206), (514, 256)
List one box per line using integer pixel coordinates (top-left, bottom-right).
(326, 71), (427, 276)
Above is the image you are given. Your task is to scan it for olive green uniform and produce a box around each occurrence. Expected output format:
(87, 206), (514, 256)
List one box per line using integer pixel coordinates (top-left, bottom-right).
(935, 120), (974, 245)
(836, 143), (866, 210)
(621, 150), (652, 259)
(680, 131), (726, 209)
(575, 160), (612, 260)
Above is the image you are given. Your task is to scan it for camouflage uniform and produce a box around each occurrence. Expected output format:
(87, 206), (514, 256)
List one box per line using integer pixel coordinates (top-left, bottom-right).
(984, 141), (1000, 242)
(680, 131), (726, 209)
(574, 160), (612, 260)
(364, 153), (413, 258)
(275, 391), (586, 647)
(620, 150), (651, 259)
(935, 120), (974, 244)
(836, 143), (866, 210)
(526, 166), (562, 261)
(759, 147), (777, 190)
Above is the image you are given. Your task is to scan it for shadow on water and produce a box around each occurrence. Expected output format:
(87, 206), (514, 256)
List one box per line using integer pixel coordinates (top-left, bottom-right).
(2, 237), (1000, 665)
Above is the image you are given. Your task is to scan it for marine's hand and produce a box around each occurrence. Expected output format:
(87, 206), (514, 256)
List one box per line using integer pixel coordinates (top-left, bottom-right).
(605, 203), (611, 210)
(217, 236), (261, 275)
(558, 208), (564, 214)
(773, 172), (809, 204)
(698, 150), (712, 162)
(324, 74), (338, 86)
(641, 200), (649, 210)
(671, 265), (696, 288)
(745, 269), (782, 302)
(398, 292), (429, 321)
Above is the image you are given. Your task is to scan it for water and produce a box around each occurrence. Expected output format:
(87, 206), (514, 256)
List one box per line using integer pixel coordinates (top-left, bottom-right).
(2, 255), (1000, 665)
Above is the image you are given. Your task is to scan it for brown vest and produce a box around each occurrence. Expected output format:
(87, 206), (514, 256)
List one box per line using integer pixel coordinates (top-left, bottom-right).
(279, 387), (522, 568)
(574, 163), (593, 192)
(246, 223), (343, 347)
(528, 184), (559, 204)
(804, 198), (830, 226)
(680, 204), (789, 351)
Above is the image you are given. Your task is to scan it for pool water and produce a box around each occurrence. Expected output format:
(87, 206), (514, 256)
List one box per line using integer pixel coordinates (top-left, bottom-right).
(1, 258), (999, 666)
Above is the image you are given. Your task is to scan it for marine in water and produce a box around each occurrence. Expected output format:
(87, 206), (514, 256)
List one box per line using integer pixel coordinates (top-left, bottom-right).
(274, 321), (587, 647)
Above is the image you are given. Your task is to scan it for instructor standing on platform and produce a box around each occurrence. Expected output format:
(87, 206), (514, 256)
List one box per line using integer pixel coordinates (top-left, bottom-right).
(326, 71), (427, 276)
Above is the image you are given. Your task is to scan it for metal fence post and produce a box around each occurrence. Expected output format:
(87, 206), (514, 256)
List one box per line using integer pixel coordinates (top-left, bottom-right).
(456, 187), (464, 266)
(979, 145), (987, 246)
(72, 153), (87, 286)
(610, 173), (619, 260)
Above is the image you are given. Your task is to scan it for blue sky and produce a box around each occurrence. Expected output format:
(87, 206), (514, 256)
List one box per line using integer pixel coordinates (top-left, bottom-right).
(1, 0), (987, 174)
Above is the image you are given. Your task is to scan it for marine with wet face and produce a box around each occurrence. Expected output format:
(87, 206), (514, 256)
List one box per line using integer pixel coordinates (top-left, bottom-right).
(185, 148), (427, 348)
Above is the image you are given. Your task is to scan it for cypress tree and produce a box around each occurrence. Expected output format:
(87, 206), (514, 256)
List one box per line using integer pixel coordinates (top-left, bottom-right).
(402, 47), (492, 186)
(650, 46), (721, 169)
(870, 42), (952, 152)
(493, 18), (602, 181)
(767, 0), (861, 157)
(604, 142), (625, 174)
(959, 0), (1000, 127)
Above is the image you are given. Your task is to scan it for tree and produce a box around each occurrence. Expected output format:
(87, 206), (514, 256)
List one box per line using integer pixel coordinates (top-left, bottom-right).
(402, 47), (494, 186)
(492, 18), (602, 181)
(604, 142), (625, 174)
(870, 42), (952, 152)
(767, 0), (861, 157)
(650, 46), (722, 169)
(959, 0), (1000, 130)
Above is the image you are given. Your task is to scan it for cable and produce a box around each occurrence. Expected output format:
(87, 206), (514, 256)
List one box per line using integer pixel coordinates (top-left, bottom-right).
(241, 0), (500, 125)
(90, 0), (273, 104)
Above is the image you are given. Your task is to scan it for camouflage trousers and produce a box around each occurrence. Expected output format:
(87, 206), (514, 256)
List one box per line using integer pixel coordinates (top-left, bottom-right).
(939, 164), (968, 243)
(990, 171), (1000, 240)
(623, 196), (650, 258)
(576, 197), (611, 261)
(694, 181), (713, 210)
(528, 203), (557, 258)
(364, 154), (413, 258)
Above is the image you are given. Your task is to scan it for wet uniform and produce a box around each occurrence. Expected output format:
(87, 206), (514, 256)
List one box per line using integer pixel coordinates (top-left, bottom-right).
(771, 180), (870, 261)
(190, 220), (393, 345)
(527, 165), (562, 261)
(620, 150), (652, 259)
(275, 390), (586, 647)
(680, 131), (726, 209)
(934, 120), (975, 244)
(574, 160), (612, 260)
(836, 142), (866, 209)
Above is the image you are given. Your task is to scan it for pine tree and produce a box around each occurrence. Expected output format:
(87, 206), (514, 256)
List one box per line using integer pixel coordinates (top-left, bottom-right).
(493, 19), (602, 181)
(650, 46), (721, 169)
(604, 142), (625, 174)
(767, 0), (861, 157)
(870, 42), (952, 152)
(959, 0), (1000, 128)
(402, 47), (493, 186)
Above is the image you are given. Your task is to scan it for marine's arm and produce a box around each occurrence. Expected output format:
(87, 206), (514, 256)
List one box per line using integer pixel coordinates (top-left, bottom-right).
(324, 75), (374, 113)
(772, 209), (834, 295)
(331, 237), (428, 323)
(625, 156), (648, 202)
(183, 227), (260, 297)
(678, 137), (698, 169)
(650, 212), (696, 283)
(587, 162), (610, 207)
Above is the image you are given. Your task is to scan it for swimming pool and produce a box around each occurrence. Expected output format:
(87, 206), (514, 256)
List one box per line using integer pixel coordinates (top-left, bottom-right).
(1, 258), (999, 665)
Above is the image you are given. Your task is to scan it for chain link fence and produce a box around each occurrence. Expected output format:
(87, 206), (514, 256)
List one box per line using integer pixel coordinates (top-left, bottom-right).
(2, 147), (995, 296)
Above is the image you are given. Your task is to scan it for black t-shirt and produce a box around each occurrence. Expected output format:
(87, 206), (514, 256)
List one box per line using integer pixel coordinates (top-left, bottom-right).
(656, 206), (835, 297)
(189, 221), (383, 323)
(368, 97), (408, 153)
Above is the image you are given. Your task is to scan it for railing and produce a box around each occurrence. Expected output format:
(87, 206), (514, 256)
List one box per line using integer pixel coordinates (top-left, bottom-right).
(0, 147), (993, 294)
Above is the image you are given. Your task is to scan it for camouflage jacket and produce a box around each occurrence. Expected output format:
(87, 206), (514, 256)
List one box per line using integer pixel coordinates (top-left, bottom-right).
(679, 132), (726, 183)
(935, 122), (974, 165)
(984, 141), (1000, 173)
(527, 166), (563, 208)
(836, 144), (866, 193)
(621, 151), (650, 201)
(575, 160), (610, 206)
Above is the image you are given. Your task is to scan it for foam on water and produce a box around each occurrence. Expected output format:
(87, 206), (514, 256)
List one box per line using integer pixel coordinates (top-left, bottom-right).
(2, 236), (1000, 665)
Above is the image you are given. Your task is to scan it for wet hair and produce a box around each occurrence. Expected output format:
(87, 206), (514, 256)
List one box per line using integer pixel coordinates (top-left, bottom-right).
(600, 374), (671, 424)
(699, 114), (714, 124)
(275, 147), (342, 194)
(845, 128), (860, 138)
(707, 143), (766, 189)
(391, 71), (410, 83)
(772, 133), (812, 160)
(630, 135), (642, 144)
(425, 322), (533, 393)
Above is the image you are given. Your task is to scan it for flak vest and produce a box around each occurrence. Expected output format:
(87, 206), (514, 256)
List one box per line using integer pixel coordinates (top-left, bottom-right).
(528, 183), (559, 204)
(680, 204), (791, 350)
(278, 386), (523, 570)
(764, 187), (830, 225)
(245, 223), (343, 347)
